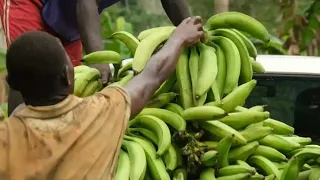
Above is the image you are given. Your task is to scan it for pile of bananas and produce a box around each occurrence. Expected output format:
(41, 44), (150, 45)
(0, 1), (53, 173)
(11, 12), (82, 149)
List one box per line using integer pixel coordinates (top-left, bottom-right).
(75, 12), (320, 180)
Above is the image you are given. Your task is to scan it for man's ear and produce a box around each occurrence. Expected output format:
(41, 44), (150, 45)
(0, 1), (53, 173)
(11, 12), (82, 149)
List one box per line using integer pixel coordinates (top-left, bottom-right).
(62, 65), (71, 86)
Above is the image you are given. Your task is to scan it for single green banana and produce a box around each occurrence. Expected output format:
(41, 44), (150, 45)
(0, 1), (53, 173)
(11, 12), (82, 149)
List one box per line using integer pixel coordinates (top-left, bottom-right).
(137, 26), (176, 41)
(181, 106), (226, 121)
(146, 92), (177, 108)
(234, 106), (249, 112)
(189, 46), (199, 102)
(117, 61), (132, 79)
(228, 141), (259, 163)
(265, 174), (276, 180)
(216, 135), (233, 168)
(280, 156), (299, 180)
(200, 168), (216, 180)
(250, 57), (265, 73)
(240, 126), (273, 142)
(309, 167), (320, 180)
(278, 135), (312, 146)
(212, 44), (227, 98)
(83, 50), (122, 64)
(200, 121), (247, 145)
(254, 145), (287, 162)
(195, 92), (208, 106)
(247, 155), (281, 179)
(217, 111), (270, 130)
(200, 150), (219, 167)
(164, 103), (184, 116)
(259, 134), (301, 153)
(74, 65), (90, 74)
(80, 80), (100, 97)
(202, 141), (219, 150)
(163, 144), (178, 171)
(195, 43), (218, 97)
(129, 115), (171, 156)
(115, 150), (130, 180)
(176, 48), (194, 109)
(249, 105), (267, 112)
(121, 140), (147, 180)
(138, 108), (186, 131)
(210, 28), (252, 83)
(74, 68), (101, 96)
(172, 168), (188, 180)
(123, 135), (170, 180)
(236, 160), (252, 168)
(220, 79), (257, 112)
(218, 165), (256, 176)
(110, 31), (139, 55)
(246, 122), (264, 129)
(249, 174), (264, 180)
(216, 173), (251, 180)
(262, 118), (294, 135)
(205, 12), (270, 42)
(211, 36), (241, 94)
(273, 161), (287, 169)
(211, 80), (222, 104)
(298, 170), (312, 180)
(231, 29), (258, 58)
(133, 28), (175, 72)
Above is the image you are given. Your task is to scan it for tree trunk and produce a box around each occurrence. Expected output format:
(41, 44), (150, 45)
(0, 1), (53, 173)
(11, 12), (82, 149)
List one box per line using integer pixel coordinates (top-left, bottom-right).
(214, 0), (229, 14)
(139, 0), (163, 15)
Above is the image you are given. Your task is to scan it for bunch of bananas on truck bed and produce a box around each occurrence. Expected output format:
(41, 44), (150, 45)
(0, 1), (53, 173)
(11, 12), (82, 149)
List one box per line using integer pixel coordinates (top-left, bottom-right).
(74, 12), (320, 180)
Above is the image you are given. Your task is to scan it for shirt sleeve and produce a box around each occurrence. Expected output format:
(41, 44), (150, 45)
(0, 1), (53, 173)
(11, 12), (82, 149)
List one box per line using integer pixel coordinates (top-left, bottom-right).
(0, 121), (8, 175)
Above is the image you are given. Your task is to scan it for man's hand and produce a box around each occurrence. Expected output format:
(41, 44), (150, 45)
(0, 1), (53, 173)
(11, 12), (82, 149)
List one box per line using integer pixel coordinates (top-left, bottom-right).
(171, 16), (204, 47)
(88, 64), (112, 85)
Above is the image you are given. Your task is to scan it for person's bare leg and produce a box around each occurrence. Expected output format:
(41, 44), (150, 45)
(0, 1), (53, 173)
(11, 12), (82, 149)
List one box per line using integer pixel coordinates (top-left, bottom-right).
(8, 88), (24, 116)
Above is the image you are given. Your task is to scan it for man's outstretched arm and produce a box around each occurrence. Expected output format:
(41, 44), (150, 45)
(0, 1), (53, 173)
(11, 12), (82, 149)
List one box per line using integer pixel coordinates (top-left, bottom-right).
(124, 17), (204, 117)
(161, 0), (191, 26)
(76, 0), (111, 84)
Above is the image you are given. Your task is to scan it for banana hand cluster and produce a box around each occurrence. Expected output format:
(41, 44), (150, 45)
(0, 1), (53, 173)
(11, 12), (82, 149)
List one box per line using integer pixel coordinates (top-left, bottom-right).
(73, 65), (103, 97)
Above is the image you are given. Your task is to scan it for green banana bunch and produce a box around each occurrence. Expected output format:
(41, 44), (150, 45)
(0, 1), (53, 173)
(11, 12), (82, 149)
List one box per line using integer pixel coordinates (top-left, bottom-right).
(121, 140), (147, 180)
(210, 28), (252, 84)
(129, 115), (171, 156)
(205, 12), (270, 42)
(74, 68), (101, 96)
(247, 155), (281, 179)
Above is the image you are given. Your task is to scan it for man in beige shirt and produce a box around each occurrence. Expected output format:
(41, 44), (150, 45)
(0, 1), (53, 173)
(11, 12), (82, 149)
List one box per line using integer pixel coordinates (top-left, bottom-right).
(0, 16), (204, 179)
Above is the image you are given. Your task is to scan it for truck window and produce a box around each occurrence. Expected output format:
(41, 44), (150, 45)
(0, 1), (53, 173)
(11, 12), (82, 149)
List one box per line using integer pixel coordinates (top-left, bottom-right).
(245, 75), (320, 142)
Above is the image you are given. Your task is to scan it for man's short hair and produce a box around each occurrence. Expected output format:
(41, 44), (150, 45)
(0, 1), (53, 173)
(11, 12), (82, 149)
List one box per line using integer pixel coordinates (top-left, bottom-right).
(6, 31), (69, 98)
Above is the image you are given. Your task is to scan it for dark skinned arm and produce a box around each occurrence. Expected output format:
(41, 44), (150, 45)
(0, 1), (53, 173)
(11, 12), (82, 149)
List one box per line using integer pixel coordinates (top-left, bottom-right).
(76, 0), (111, 84)
(124, 17), (204, 117)
(160, 0), (191, 26)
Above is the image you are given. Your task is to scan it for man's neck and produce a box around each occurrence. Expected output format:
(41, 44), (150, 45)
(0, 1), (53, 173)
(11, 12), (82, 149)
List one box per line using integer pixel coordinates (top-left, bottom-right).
(24, 94), (69, 106)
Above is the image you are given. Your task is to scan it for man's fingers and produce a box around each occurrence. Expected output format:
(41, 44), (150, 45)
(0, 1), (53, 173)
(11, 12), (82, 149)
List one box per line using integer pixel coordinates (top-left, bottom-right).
(195, 24), (204, 31)
(193, 16), (203, 25)
(198, 31), (205, 42)
(182, 17), (192, 24)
